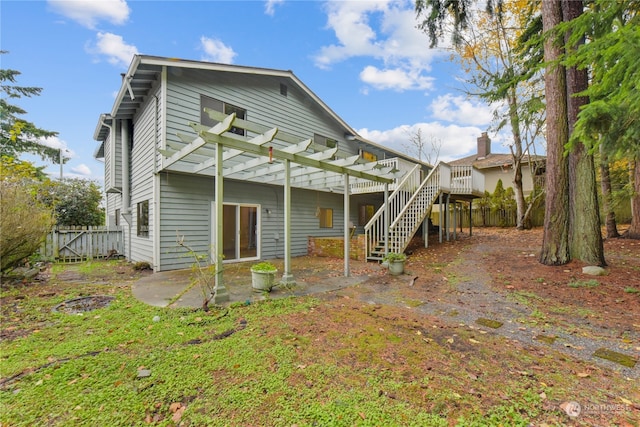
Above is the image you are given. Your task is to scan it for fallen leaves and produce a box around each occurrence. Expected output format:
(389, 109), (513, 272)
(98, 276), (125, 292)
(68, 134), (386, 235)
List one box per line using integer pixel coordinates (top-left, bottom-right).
(169, 402), (186, 423)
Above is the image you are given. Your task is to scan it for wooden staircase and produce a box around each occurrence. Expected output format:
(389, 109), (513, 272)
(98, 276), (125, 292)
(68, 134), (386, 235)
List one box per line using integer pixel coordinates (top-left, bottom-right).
(364, 162), (482, 261)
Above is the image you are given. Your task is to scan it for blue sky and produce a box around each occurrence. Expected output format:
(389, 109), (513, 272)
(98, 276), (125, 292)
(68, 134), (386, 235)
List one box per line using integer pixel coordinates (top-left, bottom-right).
(2, 0), (511, 184)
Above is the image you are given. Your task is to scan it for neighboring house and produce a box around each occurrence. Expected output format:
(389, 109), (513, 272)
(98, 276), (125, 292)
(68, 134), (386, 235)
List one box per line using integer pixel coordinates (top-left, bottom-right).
(449, 133), (546, 196)
(93, 55), (484, 285)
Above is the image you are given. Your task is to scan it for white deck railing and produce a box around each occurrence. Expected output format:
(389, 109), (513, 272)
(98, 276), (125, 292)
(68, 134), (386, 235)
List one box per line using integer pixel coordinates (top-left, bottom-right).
(350, 157), (420, 194)
(363, 163), (422, 258)
(363, 162), (484, 260)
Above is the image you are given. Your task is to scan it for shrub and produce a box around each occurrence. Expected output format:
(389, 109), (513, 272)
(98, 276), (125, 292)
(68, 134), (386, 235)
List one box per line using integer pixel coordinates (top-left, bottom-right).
(0, 158), (55, 272)
(251, 261), (277, 272)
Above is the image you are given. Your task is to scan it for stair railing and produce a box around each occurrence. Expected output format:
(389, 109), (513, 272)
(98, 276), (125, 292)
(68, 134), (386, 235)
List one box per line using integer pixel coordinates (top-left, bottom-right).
(386, 162), (443, 254)
(364, 164), (421, 260)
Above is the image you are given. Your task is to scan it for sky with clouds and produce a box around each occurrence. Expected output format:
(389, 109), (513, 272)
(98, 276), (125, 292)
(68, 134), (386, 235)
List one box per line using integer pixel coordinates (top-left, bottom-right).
(2, 0), (517, 184)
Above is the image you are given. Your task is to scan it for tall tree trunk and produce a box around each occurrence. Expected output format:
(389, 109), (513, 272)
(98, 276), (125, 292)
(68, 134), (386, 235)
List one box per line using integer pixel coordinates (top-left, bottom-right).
(628, 158), (640, 239)
(507, 90), (528, 230)
(599, 146), (620, 239)
(563, 0), (606, 266)
(540, 0), (570, 265)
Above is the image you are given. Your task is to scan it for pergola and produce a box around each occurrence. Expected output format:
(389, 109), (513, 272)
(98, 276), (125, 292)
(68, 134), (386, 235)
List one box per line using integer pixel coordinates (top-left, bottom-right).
(158, 109), (404, 299)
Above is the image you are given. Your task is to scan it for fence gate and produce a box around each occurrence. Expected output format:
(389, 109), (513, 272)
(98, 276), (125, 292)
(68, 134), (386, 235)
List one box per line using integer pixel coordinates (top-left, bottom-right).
(40, 226), (124, 262)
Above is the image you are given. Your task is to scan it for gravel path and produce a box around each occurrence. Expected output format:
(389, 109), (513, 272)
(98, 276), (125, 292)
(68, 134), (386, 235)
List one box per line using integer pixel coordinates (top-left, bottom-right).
(352, 242), (640, 379)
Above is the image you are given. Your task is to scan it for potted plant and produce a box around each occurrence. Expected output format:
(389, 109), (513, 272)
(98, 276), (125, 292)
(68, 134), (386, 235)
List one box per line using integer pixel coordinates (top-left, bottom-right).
(383, 252), (407, 276)
(250, 261), (278, 292)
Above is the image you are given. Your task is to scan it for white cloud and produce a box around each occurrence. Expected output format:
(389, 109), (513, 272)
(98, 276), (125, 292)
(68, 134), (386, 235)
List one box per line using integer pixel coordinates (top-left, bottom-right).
(358, 122), (484, 163)
(199, 37), (237, 64)
(71, 164), (92, 176)
(314, 0), (444, 92)
(264, 0), (284, 16)
(39, 136), (76, 159)
(360, 66), (434, 91)
(430, 94), (495, 126)
(87, 32), (138, 68)
(48, 0), (130, 29)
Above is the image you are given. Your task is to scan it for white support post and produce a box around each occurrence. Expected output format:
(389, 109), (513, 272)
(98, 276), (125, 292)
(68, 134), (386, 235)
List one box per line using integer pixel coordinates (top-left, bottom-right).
(344, 173), (350, 277)
(423, 216), (429, 248)
(384, 183), (389, 257)
(282, 159), (295, 284)
(439, 193), (443, 244)
(214, 142), (229, 302)
(453, 200), (457, 240)
(446, 194), (451, 242)
(469, 200), (473, 237)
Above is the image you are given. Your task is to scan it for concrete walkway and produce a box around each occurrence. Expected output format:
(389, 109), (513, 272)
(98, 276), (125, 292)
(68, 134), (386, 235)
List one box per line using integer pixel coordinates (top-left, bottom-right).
(132, 258), (379, 308)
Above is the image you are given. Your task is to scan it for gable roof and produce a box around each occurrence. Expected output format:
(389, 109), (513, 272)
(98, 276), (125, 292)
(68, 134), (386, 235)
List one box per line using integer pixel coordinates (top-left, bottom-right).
(449, 152), (546, 170)
(93, 55), (421, 166)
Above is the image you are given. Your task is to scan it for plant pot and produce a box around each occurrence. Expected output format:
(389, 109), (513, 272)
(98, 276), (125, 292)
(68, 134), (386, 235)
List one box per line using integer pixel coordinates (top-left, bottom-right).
(388, 260), (405, 276)
(251, 268), (277, 292)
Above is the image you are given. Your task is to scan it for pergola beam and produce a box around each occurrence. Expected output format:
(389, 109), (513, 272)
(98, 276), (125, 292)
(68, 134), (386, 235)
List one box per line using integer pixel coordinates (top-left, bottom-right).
(192, 127), (278, 173)
(164, 113), (235, 168)
(199, 131), (393, 184)
(224, 138), (314, 178)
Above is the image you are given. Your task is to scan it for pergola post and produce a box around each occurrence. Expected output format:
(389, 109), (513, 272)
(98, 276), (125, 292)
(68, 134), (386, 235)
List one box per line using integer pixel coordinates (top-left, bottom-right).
(282, 159), (295, 284)
(343, 173), (350, 277)
(214, 142), (229, 302)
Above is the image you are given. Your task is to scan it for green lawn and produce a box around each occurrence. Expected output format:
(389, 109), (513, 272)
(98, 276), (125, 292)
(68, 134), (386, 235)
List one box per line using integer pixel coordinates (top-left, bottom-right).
(1, 261), (637, 426)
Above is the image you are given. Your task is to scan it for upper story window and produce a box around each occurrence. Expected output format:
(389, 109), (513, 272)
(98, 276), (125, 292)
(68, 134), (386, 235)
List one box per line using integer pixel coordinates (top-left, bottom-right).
(280, 83), (288, 97)
(314, 133), (338, 149)
(200, 95), (246, 136)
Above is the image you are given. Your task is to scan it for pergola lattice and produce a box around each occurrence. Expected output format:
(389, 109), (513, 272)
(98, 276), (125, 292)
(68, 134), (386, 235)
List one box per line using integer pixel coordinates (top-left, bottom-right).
(158, 110), (404, 300)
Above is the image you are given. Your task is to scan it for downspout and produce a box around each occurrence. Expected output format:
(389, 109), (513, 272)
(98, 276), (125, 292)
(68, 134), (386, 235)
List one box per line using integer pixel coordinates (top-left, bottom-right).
(100, 116), (118, 195)
(121, 119), (132, 261)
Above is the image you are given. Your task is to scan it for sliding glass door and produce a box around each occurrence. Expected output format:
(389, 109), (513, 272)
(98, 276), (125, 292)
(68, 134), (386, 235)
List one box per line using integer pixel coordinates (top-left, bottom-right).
(217, 203), (259, 262)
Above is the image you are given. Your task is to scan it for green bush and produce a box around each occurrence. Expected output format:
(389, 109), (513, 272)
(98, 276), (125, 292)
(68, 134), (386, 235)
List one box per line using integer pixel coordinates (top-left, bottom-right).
(0, 157), (55, 272)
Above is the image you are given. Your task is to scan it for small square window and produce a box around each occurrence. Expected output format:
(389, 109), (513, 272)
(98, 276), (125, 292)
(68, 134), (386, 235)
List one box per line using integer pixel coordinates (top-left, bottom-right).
(361, 150), (377, 162)
(319, 208), (333, 228)
(280, 83), (288, 96)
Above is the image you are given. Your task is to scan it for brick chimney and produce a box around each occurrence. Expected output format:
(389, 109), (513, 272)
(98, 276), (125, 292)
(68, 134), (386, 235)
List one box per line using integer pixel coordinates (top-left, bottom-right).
(477, 132), (491, 158)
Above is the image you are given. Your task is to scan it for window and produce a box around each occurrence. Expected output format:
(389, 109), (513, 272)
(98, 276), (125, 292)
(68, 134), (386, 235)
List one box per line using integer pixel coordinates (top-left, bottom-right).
(137, 200), (149, 237)
(200, 95), (246, 136)
(358, 204), (375, 226)
(314, 133), (338, 149)
(280, 83), (288, 97)
(319, 208), (333, 228)
(361, 150), (377, 162)
(115, 209), (120, 227)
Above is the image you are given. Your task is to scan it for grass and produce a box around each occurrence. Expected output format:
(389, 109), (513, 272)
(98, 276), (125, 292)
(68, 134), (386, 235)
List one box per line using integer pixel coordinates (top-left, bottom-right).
(568, 279), (600, 288)
(1, 260), (638, 426)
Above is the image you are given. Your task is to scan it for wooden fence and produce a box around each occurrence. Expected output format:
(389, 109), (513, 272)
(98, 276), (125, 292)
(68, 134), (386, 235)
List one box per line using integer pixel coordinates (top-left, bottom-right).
(432, 207), (545, 229)
(459, 208), (545, 228)
(40, 226), (124, 262)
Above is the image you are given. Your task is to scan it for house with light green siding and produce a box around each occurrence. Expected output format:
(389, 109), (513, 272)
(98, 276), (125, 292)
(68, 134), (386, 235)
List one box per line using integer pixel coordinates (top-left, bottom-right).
(94, 55), (484, 281)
